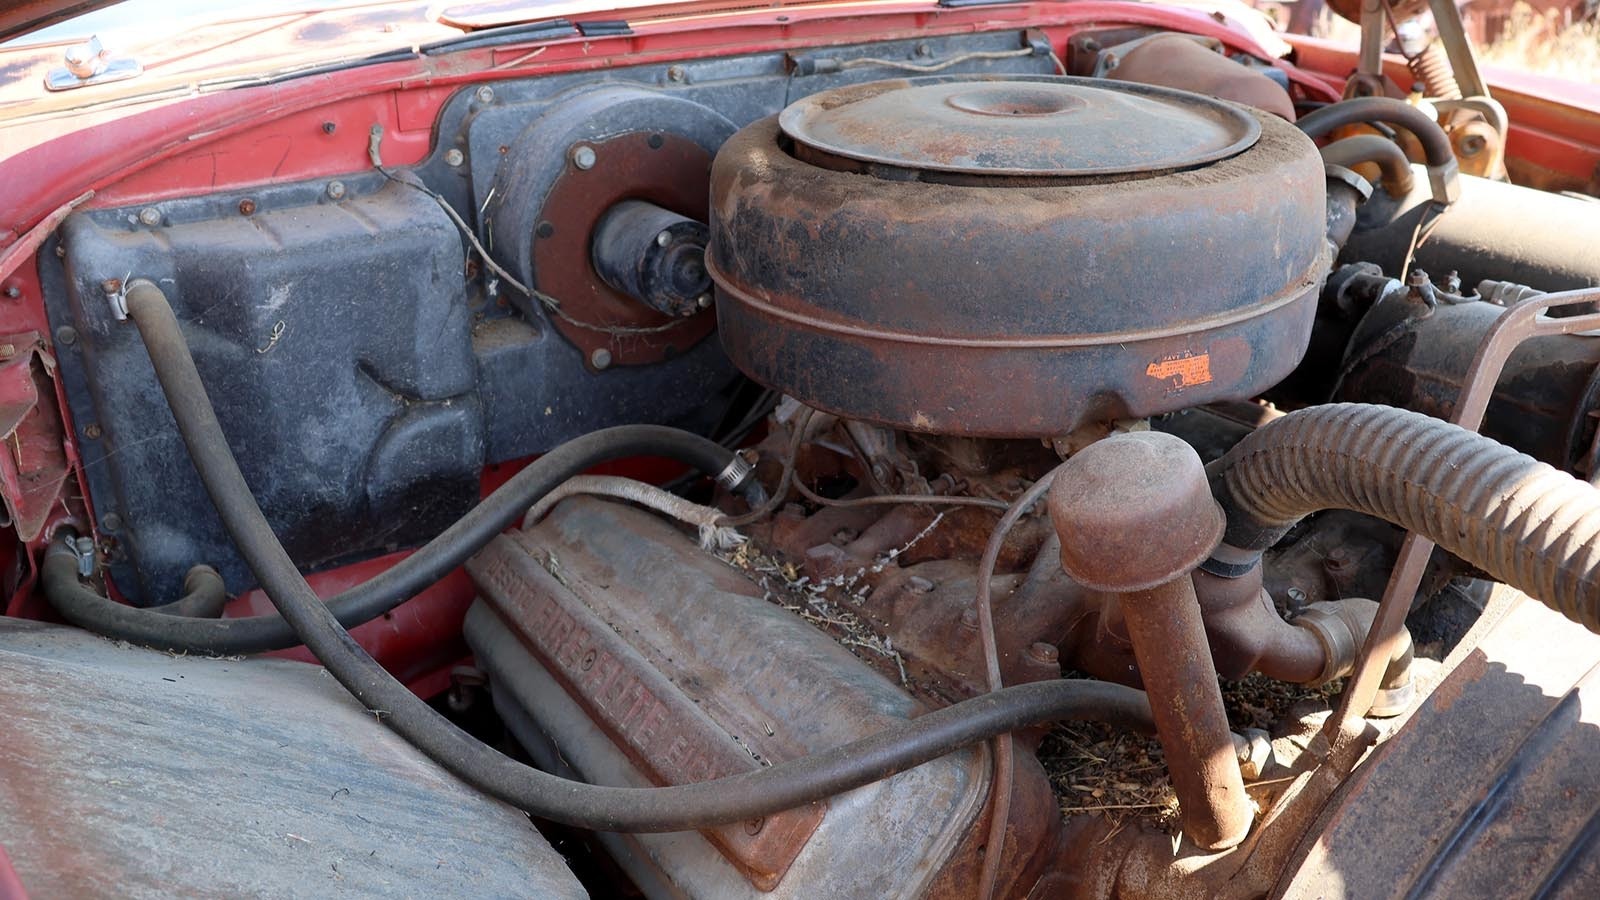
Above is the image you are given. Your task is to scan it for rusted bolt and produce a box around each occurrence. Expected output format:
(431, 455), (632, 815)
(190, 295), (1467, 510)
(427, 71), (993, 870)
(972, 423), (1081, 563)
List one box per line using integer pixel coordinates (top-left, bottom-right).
(1443, 270), (1462, 294)
(137, 207), (161, 226)
(238, 198), (257, 216)
(326, 181), (346, 201)
(960, 607), (979, 629)
(1408, 268), (1429, 288)
(590, 348), (612, 370)
(101, 278), (122, 295)
(666, 65), (687, 83)
(744, 817), (765, 836)
(475, 85), (495, 104)
(906, 575), (936, 594)
(84, 423), (102, 440)
(570, 144), (597, 170)
(1027, 642), (1059, 665)
(102, 513), (123, 532)
(444, 148), (465, 167)
(55, 326), (77, 347)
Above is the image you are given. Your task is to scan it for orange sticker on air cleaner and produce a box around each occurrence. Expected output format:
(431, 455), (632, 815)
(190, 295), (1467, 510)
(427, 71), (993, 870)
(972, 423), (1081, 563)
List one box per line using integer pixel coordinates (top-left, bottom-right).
(1146, 352), (1214, 392)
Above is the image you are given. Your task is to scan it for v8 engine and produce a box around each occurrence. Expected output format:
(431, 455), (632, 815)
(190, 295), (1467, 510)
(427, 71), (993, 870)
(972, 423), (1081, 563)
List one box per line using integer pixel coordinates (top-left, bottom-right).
(5, 7), (1600, 900)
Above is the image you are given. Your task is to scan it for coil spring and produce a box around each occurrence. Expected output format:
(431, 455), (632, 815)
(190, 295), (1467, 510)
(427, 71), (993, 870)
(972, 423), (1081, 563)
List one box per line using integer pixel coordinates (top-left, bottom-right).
(1408, 43), (1462, 101)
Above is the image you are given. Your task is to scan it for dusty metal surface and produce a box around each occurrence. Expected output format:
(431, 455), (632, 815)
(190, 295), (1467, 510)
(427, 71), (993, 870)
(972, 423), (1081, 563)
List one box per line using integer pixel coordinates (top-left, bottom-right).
(780, 75), (1259, 178)
(708, 84), (1329, 437)
(0, 618), (585, 899)
(469, 531), (824, 889)
(1049, 432), (1252, 851)
(466, 497), (1045, 898)
(1280, 594), (1600, 898)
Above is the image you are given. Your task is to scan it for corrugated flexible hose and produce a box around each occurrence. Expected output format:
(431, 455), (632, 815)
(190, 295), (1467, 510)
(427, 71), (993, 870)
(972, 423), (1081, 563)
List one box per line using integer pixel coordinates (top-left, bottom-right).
(1212, 403), (1600, 633)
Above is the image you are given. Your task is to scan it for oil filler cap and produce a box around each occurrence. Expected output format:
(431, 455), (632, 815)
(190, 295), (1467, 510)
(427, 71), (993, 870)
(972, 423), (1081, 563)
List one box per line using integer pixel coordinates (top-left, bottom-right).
(779, 75), (1261, 178)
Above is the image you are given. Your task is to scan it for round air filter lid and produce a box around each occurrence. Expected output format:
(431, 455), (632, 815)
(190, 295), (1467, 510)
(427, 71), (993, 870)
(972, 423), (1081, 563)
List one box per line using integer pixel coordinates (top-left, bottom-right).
(779, 75), (1261, 178)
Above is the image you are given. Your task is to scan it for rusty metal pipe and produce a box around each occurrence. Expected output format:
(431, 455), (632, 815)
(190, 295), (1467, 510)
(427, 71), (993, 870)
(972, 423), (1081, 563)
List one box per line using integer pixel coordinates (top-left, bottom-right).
(1050, 431), (1254, 850)
(1120, 576), (1256, 850)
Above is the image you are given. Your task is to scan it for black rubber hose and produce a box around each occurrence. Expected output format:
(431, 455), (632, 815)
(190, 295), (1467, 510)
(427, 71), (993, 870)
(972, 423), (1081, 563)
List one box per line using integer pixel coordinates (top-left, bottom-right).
(1296, 97), (1454, 170)
(40, 394), (752, 655)
(1210, 403), (1600, 633)
(1319, 134), (1416, 198)
(42, 542), (228, 621)
(118, 278), (1157, 829)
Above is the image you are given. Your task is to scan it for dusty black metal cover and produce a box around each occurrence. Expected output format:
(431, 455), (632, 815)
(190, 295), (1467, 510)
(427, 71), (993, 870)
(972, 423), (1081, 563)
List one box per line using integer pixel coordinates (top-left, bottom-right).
(780, 76), (1261, 178)
(708, 75), (1329, 437)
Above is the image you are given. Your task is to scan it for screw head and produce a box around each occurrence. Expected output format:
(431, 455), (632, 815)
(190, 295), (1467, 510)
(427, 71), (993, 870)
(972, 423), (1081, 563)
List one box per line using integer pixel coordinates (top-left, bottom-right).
(84, 423), (102, 440)
(571, 145), (597, 170)
(55, 326), (77, 346)
(590, 348), (612, 370)
(326, 181), (346, 201)
(655, 230), (672, 248)
(238, 198), (257, 216)
(102, 513), (123, 532)
(475, 85), (495, 104)
(321, 121), (337, 135)
(138, 208), (161, 226)
(666, 65), (687, 83)
(444, 148), (465, 167)
(3, 286), (20, 299)
(696, 293), (713, 309)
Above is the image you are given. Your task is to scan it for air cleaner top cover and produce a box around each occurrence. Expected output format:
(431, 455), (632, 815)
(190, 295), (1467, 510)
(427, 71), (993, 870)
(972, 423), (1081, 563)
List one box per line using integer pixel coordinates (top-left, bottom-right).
(708, 75), (1330, 437)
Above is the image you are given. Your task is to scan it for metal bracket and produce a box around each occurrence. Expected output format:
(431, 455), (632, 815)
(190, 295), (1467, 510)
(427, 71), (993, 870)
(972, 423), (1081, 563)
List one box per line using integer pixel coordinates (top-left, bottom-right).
(44, 36), (142, 92)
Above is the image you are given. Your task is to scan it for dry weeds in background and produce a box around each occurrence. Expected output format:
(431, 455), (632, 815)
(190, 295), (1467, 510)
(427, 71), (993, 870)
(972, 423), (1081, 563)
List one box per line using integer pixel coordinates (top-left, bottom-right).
(1476, 2), (1600, 80)
(1293, 1), (1599, 82)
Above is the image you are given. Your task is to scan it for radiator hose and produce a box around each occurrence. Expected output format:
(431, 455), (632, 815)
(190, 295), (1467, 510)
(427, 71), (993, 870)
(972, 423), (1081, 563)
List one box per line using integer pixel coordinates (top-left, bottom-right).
(1211, 403), (1600, 633)
(79, 278), (1157, 831)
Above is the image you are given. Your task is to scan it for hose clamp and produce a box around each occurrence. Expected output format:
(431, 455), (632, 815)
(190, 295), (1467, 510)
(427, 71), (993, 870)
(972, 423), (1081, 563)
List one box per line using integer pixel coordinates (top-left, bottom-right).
(714, 454), (753, 493)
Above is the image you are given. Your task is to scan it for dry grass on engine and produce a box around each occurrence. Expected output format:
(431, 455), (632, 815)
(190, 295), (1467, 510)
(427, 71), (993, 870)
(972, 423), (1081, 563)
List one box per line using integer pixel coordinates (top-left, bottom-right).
(1040, 673), (1340, 832)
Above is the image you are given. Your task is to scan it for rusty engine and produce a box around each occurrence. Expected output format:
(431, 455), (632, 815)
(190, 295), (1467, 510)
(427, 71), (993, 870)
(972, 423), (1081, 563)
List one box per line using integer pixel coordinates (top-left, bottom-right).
(16, 17), (1600, 900)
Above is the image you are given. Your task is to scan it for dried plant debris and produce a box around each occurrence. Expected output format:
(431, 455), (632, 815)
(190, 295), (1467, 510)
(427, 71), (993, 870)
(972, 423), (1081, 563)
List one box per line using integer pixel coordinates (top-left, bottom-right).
(1040, 672), (1339, 831)
(1039, 719), (1180, 833)
(718, 537), (918, 688)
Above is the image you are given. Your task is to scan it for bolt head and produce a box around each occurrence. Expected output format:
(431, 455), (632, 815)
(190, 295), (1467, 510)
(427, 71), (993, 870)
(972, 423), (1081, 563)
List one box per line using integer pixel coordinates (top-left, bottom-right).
(102, 513), (123, 532)
(666, 65), (687, 82)
(475, 85), (495, 104)
(1028, 641), (1060, 664)
(3, 286), (20, 299)
(590, 347), (613, 370)
(84, 423), (102, 440)
(326, 181), (346, 200)
(571, 145), (597, 170)
(444, 148), (465, 167)
(655, 230), (672, 248)
(55, 326), (77, 347)
(138, 208), (161, 226)
(238, 198), (257, 216)
(960, 607), (979, 628)
(696, 293), (713, 309)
